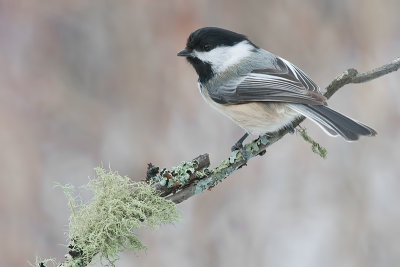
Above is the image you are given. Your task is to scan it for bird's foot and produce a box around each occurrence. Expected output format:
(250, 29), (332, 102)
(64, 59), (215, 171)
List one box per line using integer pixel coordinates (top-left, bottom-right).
(231, 133), (249, 152)
(231, 133), (250, 164)
(232, 145), (250, 164)
(287, 122), (295, 134)
(231, 141), (243, 152)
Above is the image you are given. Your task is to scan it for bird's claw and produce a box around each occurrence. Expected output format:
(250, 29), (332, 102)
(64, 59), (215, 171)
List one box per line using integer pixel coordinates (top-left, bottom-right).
(287, 122), (295, 134)
(231, 132), (251, 164)
(231, 142), (243, 152)
(231, 143), (250, 164)
(231, 133), (249, 152)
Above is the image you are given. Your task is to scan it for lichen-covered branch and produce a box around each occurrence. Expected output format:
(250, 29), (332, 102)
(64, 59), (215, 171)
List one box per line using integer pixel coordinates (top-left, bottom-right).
(324, 57), (400, 98)
(152, 57), (400, 204)
(43, 169), (180, 267)
(39, 57), (399, 267)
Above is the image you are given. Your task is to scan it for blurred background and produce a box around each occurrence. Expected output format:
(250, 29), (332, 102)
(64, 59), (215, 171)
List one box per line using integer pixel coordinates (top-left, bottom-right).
(1, 0), (400, 266)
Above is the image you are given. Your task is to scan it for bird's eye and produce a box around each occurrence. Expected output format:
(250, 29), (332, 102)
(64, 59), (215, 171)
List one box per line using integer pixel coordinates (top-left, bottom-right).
(203, 44), (212, 51)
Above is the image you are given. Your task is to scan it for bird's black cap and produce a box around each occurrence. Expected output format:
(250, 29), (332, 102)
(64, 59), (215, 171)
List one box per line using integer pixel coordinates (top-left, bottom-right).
(184, 27), (253, 53)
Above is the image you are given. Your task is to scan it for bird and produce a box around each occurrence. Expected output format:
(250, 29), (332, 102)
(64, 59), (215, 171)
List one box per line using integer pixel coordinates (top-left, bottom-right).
(177, 27), (376, 152)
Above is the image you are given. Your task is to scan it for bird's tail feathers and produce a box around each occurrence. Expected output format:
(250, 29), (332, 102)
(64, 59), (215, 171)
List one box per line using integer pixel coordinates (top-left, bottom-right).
(289, 104), (377, 141)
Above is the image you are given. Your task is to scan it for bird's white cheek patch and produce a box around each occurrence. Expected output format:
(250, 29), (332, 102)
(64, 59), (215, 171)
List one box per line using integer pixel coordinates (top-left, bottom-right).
(193, 41), (254, 73)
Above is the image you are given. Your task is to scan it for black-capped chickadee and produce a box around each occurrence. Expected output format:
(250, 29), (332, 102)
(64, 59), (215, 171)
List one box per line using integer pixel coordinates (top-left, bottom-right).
(178, 27), (376, 150)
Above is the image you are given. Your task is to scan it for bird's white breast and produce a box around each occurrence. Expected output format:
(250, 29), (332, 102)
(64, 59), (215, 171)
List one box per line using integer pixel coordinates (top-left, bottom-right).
(198, 83), (299, 135)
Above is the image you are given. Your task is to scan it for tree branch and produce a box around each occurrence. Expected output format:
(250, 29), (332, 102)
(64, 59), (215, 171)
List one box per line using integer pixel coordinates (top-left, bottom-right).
(42, 57), (399, 267)
(152, 57), (400, 204)
(324, 57), (400, 98)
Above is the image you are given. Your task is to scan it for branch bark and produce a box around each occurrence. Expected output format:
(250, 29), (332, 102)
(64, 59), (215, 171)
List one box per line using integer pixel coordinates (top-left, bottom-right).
(152, 57), (400, 204)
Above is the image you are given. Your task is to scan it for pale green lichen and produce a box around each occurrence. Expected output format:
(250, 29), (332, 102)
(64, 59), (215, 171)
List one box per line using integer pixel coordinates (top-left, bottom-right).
(153, 161), (197, 188)
(193, 157), (241, 195)
(158, 177), (167, 186)
(245, 141), (259, 153)
(62, 167), (180, 267)
(169, 161), (196, 186)
(297, 127), (328, 159)
(195, 177), (213, 194)
(229, 150), (239, 163)
(259, 135), (269, 145)
(195, 167), (211, 179)
(211, 159), (239, 187)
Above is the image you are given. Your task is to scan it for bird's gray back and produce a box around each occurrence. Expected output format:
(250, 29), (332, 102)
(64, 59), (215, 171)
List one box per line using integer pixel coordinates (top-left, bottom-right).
(204, 49), (276, 91)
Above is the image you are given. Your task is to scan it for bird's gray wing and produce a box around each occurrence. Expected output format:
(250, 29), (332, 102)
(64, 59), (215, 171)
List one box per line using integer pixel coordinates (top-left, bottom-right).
(209, 57), (326, 105)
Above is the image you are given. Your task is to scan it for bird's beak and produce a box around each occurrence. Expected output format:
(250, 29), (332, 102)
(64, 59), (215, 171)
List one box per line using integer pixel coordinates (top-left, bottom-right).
(177, 48), (192, 57)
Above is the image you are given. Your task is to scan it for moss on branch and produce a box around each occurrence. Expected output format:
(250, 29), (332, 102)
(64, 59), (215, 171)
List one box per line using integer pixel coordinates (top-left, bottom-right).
(48, 168), (180, 267)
